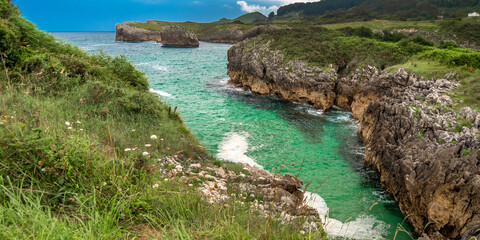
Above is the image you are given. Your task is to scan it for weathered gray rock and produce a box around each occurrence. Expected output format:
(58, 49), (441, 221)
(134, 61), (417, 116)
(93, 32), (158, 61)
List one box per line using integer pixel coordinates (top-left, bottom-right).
(159, 26), (199, 47)
(227, 40), (337, 111)
(115, 22), (161, 42)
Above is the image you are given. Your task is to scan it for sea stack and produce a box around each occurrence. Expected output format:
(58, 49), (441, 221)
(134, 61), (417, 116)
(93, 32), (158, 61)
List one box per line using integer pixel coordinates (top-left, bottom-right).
(159, 26), (199, 47)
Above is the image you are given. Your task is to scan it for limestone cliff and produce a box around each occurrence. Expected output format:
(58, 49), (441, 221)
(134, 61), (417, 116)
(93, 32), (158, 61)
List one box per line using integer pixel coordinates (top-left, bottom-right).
(115, 22), (161, 42)
(227, 39), (337, 111)
(227, 40), (480, 240)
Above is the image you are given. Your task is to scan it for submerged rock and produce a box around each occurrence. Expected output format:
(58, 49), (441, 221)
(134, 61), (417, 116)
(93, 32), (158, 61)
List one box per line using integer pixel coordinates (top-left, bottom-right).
(159, 26), (199, 47)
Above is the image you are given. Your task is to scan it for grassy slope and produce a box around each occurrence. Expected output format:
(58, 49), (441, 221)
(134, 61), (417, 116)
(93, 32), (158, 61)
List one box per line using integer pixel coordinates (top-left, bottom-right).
(0, 2), (324, 239)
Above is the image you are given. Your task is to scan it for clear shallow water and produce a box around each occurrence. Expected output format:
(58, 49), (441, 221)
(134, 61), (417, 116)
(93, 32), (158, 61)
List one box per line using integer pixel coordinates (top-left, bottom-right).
(54, 32), (412, 239)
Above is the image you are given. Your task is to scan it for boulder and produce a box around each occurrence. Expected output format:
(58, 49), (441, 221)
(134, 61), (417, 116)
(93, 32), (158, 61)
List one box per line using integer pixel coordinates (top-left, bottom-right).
(159, 26), (199, 47)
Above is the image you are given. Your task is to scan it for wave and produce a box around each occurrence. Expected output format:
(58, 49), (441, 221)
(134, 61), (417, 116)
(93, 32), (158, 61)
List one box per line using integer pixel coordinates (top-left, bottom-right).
(216, 131), (262, 168)
(153, 65), (168, 72)
(149, 88), (173, 98)
(304, 192), (387, 239)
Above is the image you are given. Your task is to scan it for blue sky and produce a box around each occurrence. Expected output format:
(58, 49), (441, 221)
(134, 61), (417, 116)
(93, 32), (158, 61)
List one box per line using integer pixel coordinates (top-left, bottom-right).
(14, 0), (319, 32)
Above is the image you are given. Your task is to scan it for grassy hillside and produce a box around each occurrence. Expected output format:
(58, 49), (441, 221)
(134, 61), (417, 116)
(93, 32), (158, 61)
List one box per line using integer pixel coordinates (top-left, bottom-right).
(277, 0), (480, 20)
(0, 1), (324, 239)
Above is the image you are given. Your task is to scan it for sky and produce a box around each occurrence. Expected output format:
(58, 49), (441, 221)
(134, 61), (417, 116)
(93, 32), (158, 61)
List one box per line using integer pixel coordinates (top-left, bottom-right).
(14, 0), (320, 32)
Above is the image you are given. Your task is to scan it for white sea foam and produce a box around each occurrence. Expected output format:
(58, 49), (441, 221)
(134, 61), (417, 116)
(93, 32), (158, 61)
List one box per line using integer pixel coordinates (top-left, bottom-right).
(216, 132), (262, 168)
(217, 133), (387, 239)
(306, 108), (324, 116)
(153, 65), (168, 72)
(149, 88), (173, 98)
(304, 192), (388, 239)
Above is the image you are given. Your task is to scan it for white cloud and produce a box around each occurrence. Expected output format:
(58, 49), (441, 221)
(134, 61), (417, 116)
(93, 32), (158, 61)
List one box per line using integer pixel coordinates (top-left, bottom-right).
(237, 1), (279, 14)
(262, 0), (321, 4)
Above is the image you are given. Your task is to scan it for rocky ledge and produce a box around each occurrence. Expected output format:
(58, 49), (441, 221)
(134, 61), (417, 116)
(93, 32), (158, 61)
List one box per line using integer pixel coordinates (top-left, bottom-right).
(227, 40), (480, 239)
(115, 22), (161, 42)
(159, 26), (199, 47)
(156, 155), (321, 231)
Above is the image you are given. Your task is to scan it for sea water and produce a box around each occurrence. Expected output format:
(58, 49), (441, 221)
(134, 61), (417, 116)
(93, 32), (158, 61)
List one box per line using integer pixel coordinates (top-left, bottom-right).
(54, 32), (413, 239)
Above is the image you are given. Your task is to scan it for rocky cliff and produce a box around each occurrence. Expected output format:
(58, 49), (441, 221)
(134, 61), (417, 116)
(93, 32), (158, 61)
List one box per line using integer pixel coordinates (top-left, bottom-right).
(115, 22), (161, 42)
(159, 26), (199, 47)
(227, 40), (480, 240)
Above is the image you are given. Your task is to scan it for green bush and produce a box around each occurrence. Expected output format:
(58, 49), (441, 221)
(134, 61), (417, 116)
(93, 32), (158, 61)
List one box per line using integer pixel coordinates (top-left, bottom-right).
(439, 40), (459, 49)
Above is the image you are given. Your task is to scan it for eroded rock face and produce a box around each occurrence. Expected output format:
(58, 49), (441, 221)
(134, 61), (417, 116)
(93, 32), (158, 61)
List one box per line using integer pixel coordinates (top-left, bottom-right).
(227, 40), (337, 111)
(346, 69), (480, 239)
(159, 26), (199, 47)
(227, 38), (480, 239)
(115, 22), (162, 42)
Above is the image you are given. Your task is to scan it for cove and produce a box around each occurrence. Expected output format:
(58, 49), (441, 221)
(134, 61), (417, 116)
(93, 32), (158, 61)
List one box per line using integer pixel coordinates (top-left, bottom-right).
(54, 32), (412, 239)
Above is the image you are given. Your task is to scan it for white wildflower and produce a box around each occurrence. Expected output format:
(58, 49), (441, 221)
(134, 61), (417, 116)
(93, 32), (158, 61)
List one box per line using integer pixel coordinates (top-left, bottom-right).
(160, 138), (164, 141)
(65, 122), (70, 126)
(142, 152), (149, 156)
(188, 184), (193, 187)
(124, 148), (132, 152)
(76, 121), (81, 124)
(145, 144), (152, 147)
(152, 183), (159, 189)
(102, 182), (107, 186)
(300, 230), (305, 235)
(68, 127), (72, 130)
(132, 129), (136, 132)
(150, 135), (158, 140)
(250, 194), (255, 198)
(80, 129), (84, 131)
(164, 178), (169, 182)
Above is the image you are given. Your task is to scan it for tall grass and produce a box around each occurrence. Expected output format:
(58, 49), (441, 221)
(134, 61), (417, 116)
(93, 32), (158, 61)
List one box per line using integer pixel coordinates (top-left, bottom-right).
(0, 1), (327, 238)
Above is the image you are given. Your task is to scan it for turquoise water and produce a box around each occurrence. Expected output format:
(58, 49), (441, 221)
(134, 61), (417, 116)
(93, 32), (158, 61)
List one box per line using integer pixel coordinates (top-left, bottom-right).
(54, 32), (412, 239)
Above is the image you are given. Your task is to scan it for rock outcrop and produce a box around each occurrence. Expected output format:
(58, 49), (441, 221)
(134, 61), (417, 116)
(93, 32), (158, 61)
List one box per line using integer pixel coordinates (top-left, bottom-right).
(159, 26), (199, 47)
(115, 22), (161, 42)
(156, 155), (321, 229)
(227, 40), (337, 111)
(227, 40), (480, 239)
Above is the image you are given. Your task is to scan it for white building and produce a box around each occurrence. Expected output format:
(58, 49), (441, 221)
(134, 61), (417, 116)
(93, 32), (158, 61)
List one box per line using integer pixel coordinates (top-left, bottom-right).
(468, 12), (480, 17)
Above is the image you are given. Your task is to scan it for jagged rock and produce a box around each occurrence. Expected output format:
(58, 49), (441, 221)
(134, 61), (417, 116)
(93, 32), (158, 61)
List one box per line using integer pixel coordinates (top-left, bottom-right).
(227, 40), (337, 111)
(159, 26), (199, 47)
(115, 23), (161, 42)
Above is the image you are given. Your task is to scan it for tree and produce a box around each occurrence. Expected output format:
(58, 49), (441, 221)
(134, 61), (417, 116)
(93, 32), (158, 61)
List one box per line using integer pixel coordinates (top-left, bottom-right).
(268, 12), (275, 21)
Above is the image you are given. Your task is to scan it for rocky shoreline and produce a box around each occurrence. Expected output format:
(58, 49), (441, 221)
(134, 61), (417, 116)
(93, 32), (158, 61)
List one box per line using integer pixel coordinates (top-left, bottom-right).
(227, 39), (480, 239)
(156, 155), (323, 232)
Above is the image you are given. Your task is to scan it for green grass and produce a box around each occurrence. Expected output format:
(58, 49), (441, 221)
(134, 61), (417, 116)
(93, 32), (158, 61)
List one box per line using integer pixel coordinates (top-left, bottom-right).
(0, 1), (327, 239)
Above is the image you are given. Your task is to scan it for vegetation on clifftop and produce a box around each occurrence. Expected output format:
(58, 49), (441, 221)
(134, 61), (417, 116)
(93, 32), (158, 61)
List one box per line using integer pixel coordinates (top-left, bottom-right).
(0, 1), (325, 239)
(250, 25), (480, 110)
